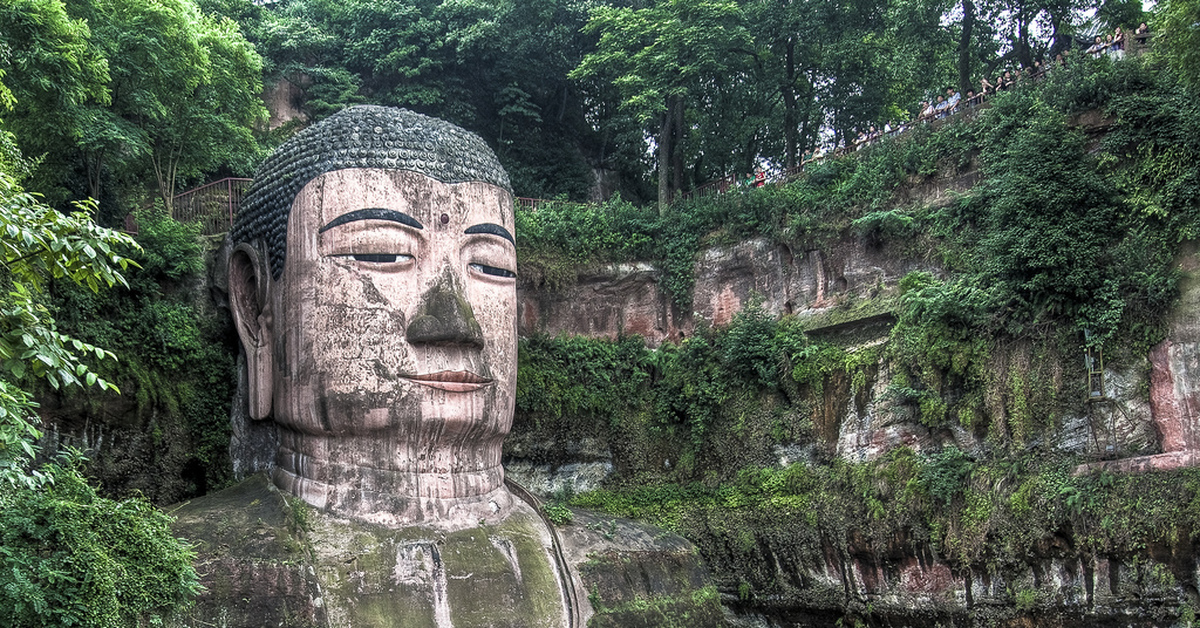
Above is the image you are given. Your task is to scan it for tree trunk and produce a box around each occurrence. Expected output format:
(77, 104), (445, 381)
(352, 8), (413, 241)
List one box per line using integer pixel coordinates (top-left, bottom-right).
(670, 95), (684, 197)
(1017, 10), (1033, 68)
(86, 151), (103, 202)
(783, 37), (798, 169)
(657, 110), (670, 211)
(958, 0), (975, 95)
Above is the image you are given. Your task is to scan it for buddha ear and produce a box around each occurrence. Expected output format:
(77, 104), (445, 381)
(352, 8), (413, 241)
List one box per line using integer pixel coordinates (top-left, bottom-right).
(228, 243), (274, 420)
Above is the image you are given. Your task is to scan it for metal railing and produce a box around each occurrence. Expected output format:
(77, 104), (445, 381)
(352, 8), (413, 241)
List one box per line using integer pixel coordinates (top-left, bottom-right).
(171, 178), (252, 236)
(515, 197), (590, 212)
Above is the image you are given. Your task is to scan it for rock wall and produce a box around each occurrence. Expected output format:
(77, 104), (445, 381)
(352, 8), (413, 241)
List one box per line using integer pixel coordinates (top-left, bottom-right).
(712, 535), (1197, 628)
(510, 232), (1200, 627)
(517, 237), (930, 346)
(1080, 241), (1200, 475)
(517, 234), (1200, 468)
(172, 475), (723, 628)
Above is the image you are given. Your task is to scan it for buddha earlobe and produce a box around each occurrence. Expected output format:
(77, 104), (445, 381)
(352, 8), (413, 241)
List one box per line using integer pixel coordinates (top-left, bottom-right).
(228, 243), (274, 420)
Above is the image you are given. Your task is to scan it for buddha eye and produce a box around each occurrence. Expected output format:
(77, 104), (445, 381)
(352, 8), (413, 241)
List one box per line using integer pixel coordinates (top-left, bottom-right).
(335, 253), (414, 264)
(469, 263), (516, 279)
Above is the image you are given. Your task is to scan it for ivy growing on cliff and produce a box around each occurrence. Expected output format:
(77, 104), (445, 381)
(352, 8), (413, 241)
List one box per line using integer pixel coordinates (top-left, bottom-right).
(512, 57), (1200, 623)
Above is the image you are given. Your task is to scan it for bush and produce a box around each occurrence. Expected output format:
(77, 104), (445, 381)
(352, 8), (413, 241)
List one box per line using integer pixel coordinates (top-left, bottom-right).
(50, 209), (236, 501)
(0, 456), (199, 627)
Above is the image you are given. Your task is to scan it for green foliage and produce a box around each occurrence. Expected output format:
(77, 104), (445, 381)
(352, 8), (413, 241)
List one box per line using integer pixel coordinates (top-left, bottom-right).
(0, 145), (198, 626)
(514, 60), (1200, 623)
(975, 95), (1120, 332)
(0, 163), (134, 471)
(517, 306), (875, 473)
(515, 109), (978, 308)
(0, 454), (199, 627)
(571, 0), (753, 206)
(1152, 0), (1200, 91)
(129, 208), (205, 281)
(0, 0), (265, 210)
(571, 448), (1200, 604)
(920, 445), (974, 505)
(516, 333), (651, 424)
(0, 0), (111, 204)
(51, 208), (236, 499)
(515, 198), (654, 289)
(721, 303), (779, 388)
(542, 502), (573, 526)
(653, 334), (730, 446)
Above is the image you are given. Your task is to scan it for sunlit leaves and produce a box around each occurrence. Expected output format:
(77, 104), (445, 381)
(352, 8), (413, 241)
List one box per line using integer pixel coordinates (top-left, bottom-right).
(0, 164), (136, 476)
(573, 0), (752, 126)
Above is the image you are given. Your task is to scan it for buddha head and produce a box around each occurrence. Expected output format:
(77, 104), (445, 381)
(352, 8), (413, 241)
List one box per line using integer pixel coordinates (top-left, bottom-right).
(227, 106), (518, 526)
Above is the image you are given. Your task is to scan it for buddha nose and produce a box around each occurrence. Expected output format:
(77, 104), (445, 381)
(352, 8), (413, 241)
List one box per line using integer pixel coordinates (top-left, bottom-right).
(405, 272), (484, 348)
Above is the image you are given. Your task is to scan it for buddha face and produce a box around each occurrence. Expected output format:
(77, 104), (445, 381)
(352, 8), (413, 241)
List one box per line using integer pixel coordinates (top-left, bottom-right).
(263, 167), (517, 446)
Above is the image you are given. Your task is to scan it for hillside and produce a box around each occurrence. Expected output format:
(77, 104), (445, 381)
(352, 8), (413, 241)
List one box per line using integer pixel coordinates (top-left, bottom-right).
(22, 49), (1200, 627)
(497, 56), (1200, 626)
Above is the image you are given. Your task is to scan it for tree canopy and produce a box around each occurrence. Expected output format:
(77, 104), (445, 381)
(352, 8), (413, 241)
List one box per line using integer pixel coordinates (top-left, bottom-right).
(0, 0), (265, 214)
(4, 0), (1188, 208)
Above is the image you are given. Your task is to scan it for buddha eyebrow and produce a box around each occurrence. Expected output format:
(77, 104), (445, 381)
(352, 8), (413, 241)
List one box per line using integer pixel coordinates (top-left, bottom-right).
(319, 208), (423, 233)
(464, 223), (514, 244)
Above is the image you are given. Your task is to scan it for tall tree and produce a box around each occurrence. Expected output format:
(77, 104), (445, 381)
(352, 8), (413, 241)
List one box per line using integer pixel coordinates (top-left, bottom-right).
(1153, 0), (1200, 90)
(69, 0), (265, 207)
(572, 0), (753, 209)
(145, 13), (266, 204)
(2, 0), (264, 208)
(0, 0), (110, 205)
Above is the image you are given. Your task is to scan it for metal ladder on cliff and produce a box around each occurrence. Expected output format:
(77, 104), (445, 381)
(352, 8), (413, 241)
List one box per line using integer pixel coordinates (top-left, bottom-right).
(1084, 329), (1106, 401)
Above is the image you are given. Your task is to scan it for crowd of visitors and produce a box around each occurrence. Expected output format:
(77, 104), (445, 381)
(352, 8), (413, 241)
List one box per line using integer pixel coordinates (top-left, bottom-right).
(816, 23), (1154, 163)
(1085, 23), (1151, 59)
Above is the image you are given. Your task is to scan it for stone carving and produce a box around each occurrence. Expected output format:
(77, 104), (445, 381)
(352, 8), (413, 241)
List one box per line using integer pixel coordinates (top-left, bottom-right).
(228, 105), (519, 527)
(175, 106), (720, 628)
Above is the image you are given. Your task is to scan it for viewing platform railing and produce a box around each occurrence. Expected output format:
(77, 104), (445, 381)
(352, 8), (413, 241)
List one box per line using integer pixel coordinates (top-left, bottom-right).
(171, 177), (252, 236)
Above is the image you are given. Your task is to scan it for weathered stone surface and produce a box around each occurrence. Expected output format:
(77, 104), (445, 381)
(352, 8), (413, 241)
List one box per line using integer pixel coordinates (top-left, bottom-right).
(264, 77), (308, 131)
(173, 475), (721, 628)
(702, 527), (1198, 628)
(504, 461), (614, 497)
(560, 509), (725, 628)
(228, 107), (523, 525)
(835, 361), (936, 462)
(517, 237), (932, 347)
(518, 263), (682, 344)
(510, 237), (1200, 626)
(172, 475), (324, 628)
(1076, 245), (1200, 474)
(212, 106), (718, 627)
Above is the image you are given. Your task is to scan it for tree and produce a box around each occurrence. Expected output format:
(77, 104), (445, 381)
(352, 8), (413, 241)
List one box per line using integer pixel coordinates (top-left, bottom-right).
(0, 0), (111, 205)
(0, 85), (199, 623)
(68, 0), (266, 208)
(572, 0), (753, 209)
(146, 12), (266, 204)
(1153, 0), (1200, 90)
(1, 0), (264, 210)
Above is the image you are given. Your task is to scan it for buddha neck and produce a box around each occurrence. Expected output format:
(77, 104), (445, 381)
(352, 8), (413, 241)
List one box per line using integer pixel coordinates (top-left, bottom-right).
(271, 426), (510, 529)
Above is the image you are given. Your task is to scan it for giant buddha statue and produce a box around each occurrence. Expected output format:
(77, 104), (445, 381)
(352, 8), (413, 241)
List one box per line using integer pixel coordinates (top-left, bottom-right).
(171, 106), (720, 628)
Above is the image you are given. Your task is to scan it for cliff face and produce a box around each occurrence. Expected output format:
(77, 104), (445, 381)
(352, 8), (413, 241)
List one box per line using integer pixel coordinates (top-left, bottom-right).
(508, 234), (1200, 627)
(517, 237), (929, 347)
